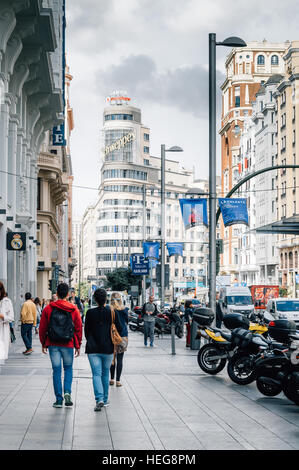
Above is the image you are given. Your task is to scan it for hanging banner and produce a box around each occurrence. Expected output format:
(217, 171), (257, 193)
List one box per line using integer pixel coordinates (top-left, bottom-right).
(166, 242), (183, 257)
(130, 254), (149, 275)
(143, 242), (160, 259)
(218, 198), (249, 227)
(179, 199), (208, 229)
(52, 124), (65, 146)
(7, 232), (26, 251)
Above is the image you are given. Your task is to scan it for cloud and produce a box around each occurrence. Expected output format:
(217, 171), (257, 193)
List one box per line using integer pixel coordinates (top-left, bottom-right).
(95, 54), (225, 118)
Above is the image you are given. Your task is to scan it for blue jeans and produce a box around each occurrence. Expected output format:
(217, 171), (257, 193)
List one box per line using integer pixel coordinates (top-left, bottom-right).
(144, 321), (155, 346)
(88, 353), (113, 404)
(21, 323), (33, 349)
(48, 346), (74, 401)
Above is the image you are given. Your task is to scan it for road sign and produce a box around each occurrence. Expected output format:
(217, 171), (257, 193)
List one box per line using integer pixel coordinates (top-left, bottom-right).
(130, 254), (149, 275)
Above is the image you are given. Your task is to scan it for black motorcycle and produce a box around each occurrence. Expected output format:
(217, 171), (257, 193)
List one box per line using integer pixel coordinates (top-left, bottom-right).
(155, 307), (184, 338)
(253, 319), (299, 404)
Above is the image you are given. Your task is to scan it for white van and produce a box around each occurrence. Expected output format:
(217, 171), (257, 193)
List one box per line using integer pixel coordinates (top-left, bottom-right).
(266, 298), (299, 327)
(219, 286), (254, 316)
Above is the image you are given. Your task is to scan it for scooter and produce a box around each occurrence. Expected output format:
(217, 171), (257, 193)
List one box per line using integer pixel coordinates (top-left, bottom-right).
(156, 307), (184, 338)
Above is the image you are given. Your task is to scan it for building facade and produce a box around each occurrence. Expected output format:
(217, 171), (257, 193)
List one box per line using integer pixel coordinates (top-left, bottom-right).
(275, 42), (299, 296)
(219, 40), (287, 281)
(81, 93), (211, 298)
(0, 0), (65, 312)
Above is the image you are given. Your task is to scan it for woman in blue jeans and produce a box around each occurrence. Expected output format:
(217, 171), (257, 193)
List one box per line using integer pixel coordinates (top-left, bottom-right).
(84, 288), (122, 412)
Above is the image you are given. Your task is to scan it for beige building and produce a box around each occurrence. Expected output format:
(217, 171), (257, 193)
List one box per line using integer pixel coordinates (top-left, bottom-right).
(220, 40), (287, 280)
(275, 42), (299, 295)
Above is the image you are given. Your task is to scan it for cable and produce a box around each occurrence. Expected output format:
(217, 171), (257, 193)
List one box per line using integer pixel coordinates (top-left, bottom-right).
(0, 168), (298, 195)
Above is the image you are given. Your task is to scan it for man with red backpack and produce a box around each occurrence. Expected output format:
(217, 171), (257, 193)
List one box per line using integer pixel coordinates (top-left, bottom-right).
(39, 283), (82, 408)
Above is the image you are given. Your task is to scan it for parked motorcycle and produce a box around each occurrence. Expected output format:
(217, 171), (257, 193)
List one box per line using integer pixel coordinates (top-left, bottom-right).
(196, 311), (269, 378)
(253, 319), (299, 404)
(155, 307), (184, 338)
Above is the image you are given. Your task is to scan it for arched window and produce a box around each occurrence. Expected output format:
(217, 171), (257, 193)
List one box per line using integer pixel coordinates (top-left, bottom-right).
(257, 55), (265, 65)
(271, 55), (279, 65)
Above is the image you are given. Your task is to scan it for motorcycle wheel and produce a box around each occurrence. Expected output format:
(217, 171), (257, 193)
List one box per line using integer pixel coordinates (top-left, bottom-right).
(282, 383), (299, 405)
(197, 344), (227, 375)
(129, 324), (138, 332)
(175, 325), (184, 339)
(227, 353), (256, 385)
(256, 378), (282, 397)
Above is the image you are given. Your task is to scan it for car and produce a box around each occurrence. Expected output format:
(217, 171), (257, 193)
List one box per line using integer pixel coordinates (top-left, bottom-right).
(266, 298), (299, 327)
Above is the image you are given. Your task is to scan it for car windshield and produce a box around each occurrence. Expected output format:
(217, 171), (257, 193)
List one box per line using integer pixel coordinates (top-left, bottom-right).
(226, 296), (253, 306)
(276, 301), (299, 312)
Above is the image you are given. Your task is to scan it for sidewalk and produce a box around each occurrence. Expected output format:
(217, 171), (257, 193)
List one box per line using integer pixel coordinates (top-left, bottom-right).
(0, 327), (298, 450)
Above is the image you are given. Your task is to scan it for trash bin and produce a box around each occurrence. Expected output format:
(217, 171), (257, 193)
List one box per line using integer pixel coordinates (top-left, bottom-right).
(190, 318), (201, 350)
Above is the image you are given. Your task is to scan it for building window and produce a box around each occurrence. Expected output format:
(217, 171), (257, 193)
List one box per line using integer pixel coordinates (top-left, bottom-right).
(144, 159), (149, 166)
(257, 55), (265, 65)
(235, 86), (240, 107)
(143, 146), (150, 154)
(271, 55), (279, 65)
(144, 133), (149, 141)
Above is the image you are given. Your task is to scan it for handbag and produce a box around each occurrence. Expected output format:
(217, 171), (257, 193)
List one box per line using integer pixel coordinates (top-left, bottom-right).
(110, 307), (123, 346)
(116, 336), (128, 354)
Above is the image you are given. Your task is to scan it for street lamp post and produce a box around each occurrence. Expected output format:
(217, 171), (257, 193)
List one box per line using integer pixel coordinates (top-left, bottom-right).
(160, 145), (183, 312)
(208, 34), (246, 315)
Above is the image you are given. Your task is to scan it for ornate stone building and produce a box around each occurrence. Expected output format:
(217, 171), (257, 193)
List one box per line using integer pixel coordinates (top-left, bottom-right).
(0, 0), (65, 312)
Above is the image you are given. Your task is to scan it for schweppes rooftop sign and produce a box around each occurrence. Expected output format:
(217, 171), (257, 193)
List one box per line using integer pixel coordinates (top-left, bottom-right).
(104, 131), (134, 156)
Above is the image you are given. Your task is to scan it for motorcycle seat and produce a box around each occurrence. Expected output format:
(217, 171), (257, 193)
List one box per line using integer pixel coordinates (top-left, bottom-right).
(213, 328), (231, 342)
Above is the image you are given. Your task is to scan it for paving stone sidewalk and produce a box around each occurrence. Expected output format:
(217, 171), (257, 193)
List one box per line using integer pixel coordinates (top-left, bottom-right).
(0, 327), (298, 450)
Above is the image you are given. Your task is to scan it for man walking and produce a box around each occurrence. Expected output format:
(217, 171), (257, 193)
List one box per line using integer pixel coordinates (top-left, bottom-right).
(69, 288), (84, 323)
(20, 292), (37, 355)
(142, 295), (158, 347)
(216, 292), (223, 328)
(39, 283), (82, 408)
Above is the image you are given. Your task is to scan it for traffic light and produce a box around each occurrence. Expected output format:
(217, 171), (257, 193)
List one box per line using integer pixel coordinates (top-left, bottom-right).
(156, 264), (170, 288)
(48, 279), (53, 292)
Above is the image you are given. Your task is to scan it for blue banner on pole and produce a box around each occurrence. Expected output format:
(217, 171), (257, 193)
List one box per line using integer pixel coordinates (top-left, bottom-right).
(218, 198), (249, 227)
(179, 199), (208, 229)
(130, 254), (149, 275)
(143, 242), (160, 259)
(166, 242), (183, 257)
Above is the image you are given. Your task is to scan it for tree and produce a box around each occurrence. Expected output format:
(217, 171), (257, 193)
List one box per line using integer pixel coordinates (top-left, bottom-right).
(105, 267), (142, 293)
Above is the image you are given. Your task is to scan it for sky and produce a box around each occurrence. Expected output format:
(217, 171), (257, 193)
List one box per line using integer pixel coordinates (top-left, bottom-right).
(66, 0), (299, 217)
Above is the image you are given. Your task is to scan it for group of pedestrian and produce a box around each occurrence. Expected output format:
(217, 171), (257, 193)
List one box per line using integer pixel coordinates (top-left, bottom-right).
(38, 283), (127, 411)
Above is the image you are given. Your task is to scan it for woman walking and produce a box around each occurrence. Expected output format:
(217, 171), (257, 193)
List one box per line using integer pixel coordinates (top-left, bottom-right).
(184, 300), (194, 348)
(34, 297), (42, 334)
(84, 288), (122, 411)
(0, 282), (14, 362)
(109, 292), (129, 388)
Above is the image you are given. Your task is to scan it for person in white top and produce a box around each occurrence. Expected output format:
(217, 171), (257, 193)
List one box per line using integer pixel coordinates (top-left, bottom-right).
(0, 282), (14, 362)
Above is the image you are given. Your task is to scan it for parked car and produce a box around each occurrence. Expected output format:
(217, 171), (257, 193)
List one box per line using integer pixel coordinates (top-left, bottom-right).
(266, 298), (299, 327)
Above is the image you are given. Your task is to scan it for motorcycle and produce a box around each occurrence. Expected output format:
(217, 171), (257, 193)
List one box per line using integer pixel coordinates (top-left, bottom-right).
(155, 307), (184, 338)
(253, 319), (299, 404)
(196, 311), (269, 378)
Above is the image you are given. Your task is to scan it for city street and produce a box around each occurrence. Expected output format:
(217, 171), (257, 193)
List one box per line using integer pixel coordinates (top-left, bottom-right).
(0, 328), (298, 451)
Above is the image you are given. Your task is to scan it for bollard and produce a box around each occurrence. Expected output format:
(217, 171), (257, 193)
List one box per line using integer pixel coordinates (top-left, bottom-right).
(171, 322), (176, 355)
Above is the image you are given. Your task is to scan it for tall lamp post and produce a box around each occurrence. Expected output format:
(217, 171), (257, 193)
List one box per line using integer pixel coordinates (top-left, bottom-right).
(161, 145), (183, 313)
(208, 34), (246, 315)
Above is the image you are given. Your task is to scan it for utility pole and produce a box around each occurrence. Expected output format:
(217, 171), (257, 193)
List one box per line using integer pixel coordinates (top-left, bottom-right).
(142, 184), (147, 304)
(161, 144), (166, 311)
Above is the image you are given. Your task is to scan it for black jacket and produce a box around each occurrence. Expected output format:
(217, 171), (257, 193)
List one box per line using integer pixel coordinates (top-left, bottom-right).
(84, 305), (122, 354)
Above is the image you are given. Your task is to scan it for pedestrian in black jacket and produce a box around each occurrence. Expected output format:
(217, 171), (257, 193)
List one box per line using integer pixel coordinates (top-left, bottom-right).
(84, 288), (122, 411)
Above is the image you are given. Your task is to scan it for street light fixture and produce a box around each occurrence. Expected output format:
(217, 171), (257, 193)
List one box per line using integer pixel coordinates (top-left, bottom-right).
(161, 144), (183, 312)
(209, 33), (246, 316)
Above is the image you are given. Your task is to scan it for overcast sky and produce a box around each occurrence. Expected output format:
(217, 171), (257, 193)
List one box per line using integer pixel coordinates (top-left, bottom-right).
(66, 0), (299, 217)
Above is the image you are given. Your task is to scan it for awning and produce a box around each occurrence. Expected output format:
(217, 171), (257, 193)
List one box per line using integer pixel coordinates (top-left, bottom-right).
(255, 215), (299, 235)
